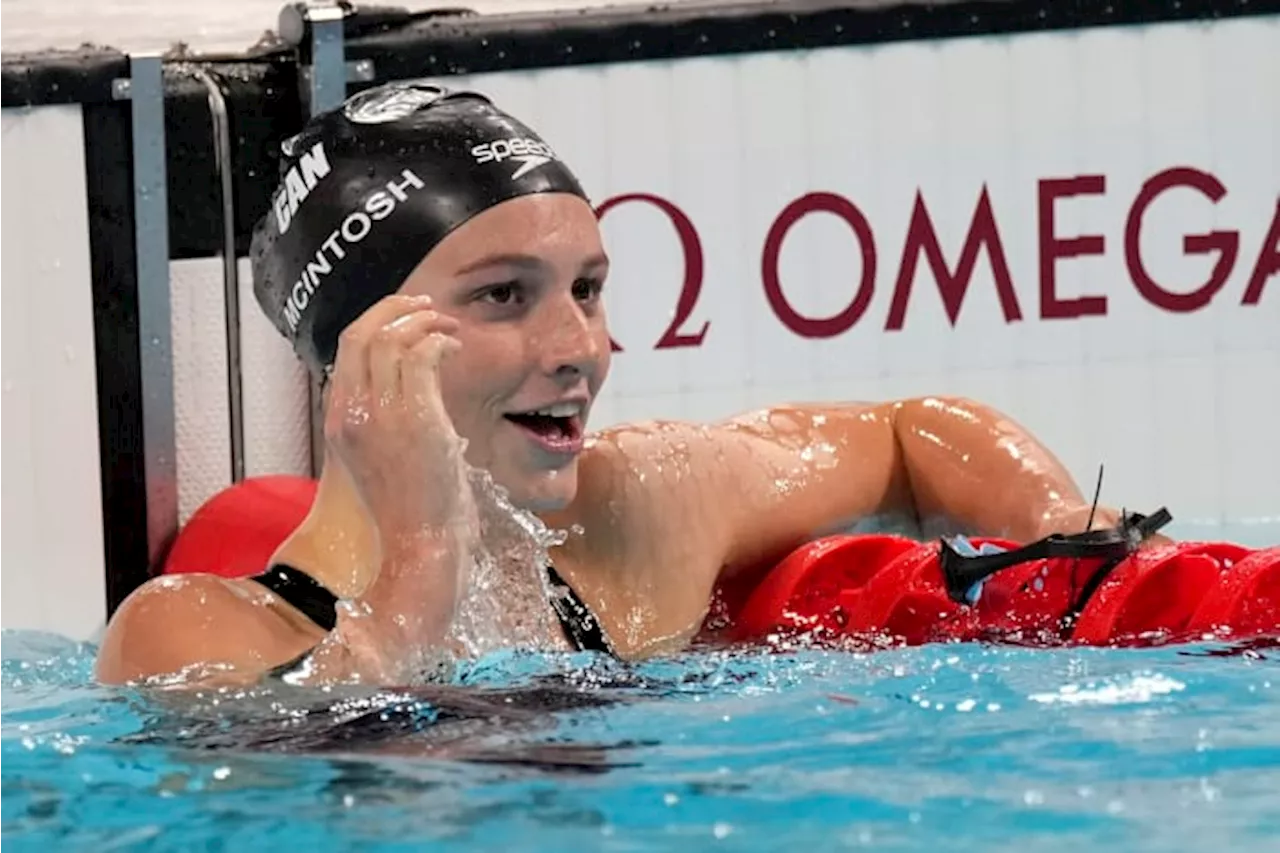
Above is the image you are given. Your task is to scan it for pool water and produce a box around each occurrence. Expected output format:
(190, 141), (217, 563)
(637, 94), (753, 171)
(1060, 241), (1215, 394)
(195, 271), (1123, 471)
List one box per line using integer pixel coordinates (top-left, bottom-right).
(3, 629), (1278, 851)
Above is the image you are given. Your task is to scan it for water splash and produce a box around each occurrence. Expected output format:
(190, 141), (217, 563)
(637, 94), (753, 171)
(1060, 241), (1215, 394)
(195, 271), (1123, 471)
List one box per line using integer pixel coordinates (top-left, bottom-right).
(446, 467), (569, 659)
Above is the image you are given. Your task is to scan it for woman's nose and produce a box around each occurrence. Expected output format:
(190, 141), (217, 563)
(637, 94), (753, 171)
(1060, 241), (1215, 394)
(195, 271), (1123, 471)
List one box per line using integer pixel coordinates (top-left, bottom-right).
(537, 296), (602, 379)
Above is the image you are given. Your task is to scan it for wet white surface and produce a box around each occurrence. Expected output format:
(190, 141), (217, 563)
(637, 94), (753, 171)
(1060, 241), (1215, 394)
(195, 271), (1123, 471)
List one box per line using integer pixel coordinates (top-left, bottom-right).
(0, 2), (917, 56)
(1, 0), (624, 55)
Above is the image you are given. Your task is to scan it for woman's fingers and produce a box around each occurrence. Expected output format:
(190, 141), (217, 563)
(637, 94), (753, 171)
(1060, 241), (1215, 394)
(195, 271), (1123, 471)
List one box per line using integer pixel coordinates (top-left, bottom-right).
(403, 331), (462, 422)
(367, 308), (459, 403)
(330, 294), (458, 401)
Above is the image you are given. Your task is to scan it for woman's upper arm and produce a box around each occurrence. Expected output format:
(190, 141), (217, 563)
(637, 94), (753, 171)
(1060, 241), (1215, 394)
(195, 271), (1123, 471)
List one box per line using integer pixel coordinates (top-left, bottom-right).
(704, 403), (915, 573)
(94, 574), (324, 687)
(565, 404), (913, 589)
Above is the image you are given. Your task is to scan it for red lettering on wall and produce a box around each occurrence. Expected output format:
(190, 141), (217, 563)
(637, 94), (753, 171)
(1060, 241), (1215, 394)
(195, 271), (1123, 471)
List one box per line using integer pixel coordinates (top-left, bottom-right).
(1243, 199), (1280, 306)
(761, 192), (877, 339)
(596, 193), (708, 351)
(886, 186), (1022, 331)
(594, 166), (1266, 353)
(1124, 167), (1238, 313)
(1038, 176), (1108, 319)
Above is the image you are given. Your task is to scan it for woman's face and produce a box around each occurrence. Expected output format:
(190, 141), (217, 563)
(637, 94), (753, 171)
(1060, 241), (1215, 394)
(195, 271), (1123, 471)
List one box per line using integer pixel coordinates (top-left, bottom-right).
(398, 193), (613, 512)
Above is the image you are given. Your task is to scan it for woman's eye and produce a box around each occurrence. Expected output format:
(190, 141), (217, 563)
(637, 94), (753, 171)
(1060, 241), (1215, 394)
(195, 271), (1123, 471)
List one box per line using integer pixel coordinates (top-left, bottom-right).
(572, 278), (604, 302)
(479, 282), (522, 305)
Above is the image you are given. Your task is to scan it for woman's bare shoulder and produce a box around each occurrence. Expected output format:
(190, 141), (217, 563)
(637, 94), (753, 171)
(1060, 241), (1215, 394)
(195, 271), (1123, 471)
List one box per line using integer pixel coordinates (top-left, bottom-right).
(95, 573), (324, 687)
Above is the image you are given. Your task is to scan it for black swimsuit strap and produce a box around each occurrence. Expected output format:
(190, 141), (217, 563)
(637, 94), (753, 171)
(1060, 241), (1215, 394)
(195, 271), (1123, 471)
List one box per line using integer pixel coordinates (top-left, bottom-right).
(250, 562), (614, 657)
(547, 564), (614, 655)
(250, 563), (340, 631)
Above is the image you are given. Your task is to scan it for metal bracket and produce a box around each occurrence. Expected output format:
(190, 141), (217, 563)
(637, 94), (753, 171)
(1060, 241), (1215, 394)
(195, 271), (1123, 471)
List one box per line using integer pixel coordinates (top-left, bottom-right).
(114, 60), (374, 101)
(299, 58), (377, 86)
(120, 54), (178, 569)
(189, 67), (247, 486)
(117, 64), (253, 492)
(278, 2), (375, 115)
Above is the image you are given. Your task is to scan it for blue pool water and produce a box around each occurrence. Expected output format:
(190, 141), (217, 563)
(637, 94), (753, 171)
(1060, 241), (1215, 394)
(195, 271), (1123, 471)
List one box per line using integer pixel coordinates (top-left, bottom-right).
(3, 629), (1278, 851)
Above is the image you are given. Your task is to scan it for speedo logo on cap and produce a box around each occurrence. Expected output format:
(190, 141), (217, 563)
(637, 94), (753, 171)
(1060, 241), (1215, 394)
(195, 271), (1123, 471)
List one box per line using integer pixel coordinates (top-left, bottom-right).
(273, 142), (331, 234)
(471, 138), (556, 181)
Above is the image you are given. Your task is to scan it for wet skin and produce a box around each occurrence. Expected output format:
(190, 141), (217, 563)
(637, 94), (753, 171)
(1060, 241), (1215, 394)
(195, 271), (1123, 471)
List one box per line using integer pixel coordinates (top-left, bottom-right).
(96, 194), (1126, 687)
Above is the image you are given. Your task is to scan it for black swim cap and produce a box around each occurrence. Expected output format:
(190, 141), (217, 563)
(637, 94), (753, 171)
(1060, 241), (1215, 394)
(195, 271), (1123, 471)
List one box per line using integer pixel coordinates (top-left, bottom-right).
(251, 81), (590, 375)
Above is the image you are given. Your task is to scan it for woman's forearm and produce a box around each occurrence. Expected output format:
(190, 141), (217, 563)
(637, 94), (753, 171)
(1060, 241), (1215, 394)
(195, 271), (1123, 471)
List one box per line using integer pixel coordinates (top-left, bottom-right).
(272, 458), (481, 686)
(280, 521), (475, 686)
(348, 524), (474, 676)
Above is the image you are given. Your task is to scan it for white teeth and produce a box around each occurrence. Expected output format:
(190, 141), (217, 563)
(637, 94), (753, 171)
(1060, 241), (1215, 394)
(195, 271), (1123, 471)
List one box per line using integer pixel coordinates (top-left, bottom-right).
(531, 402), (581, 418)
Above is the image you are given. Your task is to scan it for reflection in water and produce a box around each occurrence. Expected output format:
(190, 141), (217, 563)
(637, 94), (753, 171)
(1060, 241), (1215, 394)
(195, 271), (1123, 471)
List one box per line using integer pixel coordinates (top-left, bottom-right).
(121, 671), (652, 773)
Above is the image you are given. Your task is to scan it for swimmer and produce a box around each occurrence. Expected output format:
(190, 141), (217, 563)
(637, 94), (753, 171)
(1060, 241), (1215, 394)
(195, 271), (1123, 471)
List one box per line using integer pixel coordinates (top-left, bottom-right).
(95, 82), (1159, 687)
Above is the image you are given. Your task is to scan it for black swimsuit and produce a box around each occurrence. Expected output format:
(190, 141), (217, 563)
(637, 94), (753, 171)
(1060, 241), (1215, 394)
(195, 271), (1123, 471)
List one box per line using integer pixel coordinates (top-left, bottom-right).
(252, 562), (614, 665)
(545, 564), (613, 655)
